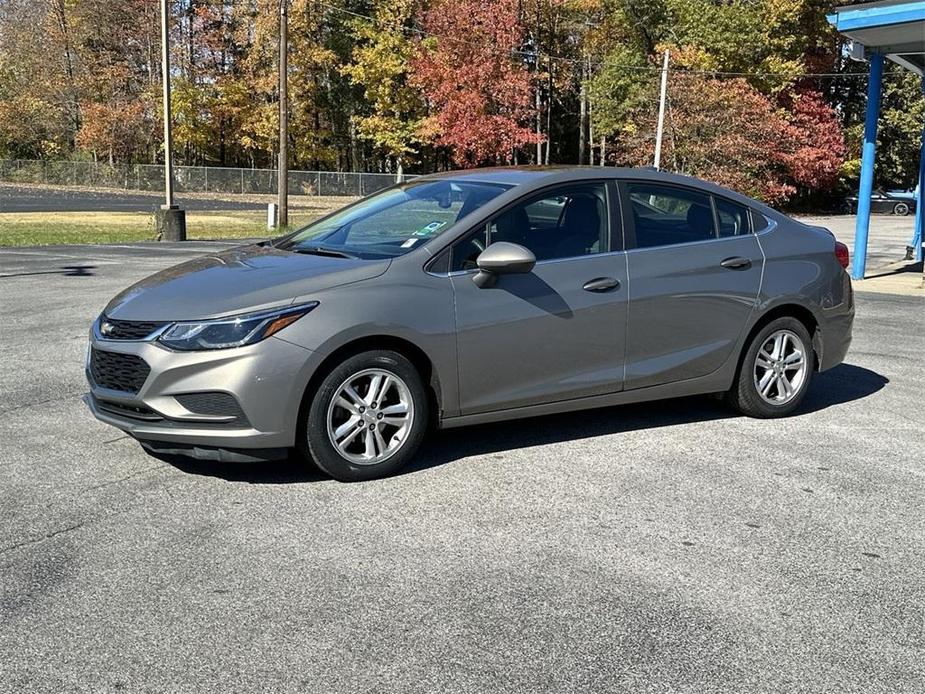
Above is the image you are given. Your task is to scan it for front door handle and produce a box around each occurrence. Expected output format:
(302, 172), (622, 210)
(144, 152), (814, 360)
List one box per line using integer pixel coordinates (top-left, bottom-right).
(582, 277), (621, 292)
(720, 256), (752, 270)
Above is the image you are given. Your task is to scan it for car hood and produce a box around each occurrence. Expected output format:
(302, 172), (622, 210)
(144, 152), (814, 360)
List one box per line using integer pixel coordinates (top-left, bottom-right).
(104, 244), (391, 321)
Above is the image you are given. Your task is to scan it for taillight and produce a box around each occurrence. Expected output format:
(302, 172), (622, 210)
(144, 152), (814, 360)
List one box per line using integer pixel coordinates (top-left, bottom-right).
(834, 241), (849, 269)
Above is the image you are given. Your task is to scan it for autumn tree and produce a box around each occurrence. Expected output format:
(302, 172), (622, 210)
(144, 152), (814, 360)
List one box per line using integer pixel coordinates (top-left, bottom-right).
(0, 0), (82, 157)
(73, 0), (160, 165)
(0, 0), (920, 205)
(618, 72), (801, 202)
(343, 0), (424, 176)
(412, 0), (539, 166)
(779, 88), (846, 192)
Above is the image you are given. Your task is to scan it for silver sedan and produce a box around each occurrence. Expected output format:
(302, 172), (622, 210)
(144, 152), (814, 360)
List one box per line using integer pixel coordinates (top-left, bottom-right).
(86, 167), (854, 481)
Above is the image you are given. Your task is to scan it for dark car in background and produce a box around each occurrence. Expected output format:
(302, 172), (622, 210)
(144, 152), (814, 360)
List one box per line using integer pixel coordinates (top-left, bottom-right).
(86, 167), (854, 481)
(846, 189), (917, 216)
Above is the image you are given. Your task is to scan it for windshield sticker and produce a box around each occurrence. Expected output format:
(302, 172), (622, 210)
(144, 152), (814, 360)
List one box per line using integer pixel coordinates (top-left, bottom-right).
(412, 221), (446, 237)
(401, 238), (419, 248)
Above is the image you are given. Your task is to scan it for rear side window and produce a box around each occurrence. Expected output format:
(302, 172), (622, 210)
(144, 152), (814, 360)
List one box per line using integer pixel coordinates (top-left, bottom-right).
(626, 183), (715, 248)
(715, 198), (751, 237)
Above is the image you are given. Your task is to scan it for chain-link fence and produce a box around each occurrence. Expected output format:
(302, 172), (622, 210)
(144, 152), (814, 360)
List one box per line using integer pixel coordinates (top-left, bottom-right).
(0, 159), (412, 197)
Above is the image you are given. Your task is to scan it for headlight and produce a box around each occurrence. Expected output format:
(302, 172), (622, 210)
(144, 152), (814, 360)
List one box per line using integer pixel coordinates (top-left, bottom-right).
(158, 302), (318, 351)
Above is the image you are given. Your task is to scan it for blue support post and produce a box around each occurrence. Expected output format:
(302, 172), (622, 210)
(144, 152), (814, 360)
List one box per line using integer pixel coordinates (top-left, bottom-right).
(912, 76), (925, 263)
(852, 53), (885, 280)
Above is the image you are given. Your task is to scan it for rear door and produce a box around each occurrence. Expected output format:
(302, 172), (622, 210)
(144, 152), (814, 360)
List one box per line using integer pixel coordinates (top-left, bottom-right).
(448, 181), (629, 415)
(619, 180), (763, 390)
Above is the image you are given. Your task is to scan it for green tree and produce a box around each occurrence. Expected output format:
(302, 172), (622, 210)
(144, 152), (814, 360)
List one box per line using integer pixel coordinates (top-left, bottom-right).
(587, 44), (649, 144)
(876, 70), (925, 190)
(343, 0), (424, 176)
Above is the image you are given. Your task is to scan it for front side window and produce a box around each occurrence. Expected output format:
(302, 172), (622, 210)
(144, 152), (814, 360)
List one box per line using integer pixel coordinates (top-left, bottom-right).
(627, 183), (716, 248)
(450, 183), (608, 271)
(716, 198), (751, 237)
(277, 180), (509, 259)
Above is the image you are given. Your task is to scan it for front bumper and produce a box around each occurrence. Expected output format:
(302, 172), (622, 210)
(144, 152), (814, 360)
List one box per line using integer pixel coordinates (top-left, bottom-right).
(85, 329), (321, 453)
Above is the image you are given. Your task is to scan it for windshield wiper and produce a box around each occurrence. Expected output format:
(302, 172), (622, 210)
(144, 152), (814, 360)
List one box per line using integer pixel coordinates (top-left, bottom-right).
(291, 246), (357, 259)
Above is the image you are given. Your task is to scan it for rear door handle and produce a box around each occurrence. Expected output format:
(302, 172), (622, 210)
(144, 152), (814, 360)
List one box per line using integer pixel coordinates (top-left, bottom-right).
(720, 256), (752, 270)
(582, 277), (621, 292)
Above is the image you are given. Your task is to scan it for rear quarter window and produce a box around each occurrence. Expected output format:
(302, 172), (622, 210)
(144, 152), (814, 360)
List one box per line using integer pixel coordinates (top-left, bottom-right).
(750, 209), (771, 233)
(715, 198), (751, 237)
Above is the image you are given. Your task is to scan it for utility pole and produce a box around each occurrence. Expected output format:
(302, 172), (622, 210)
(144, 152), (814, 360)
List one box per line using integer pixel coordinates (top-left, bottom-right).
(535, 70), (543, 165)
(277, 0), (288, 229)
(157, 0), (185, 241)
(653, 50), (670, 171)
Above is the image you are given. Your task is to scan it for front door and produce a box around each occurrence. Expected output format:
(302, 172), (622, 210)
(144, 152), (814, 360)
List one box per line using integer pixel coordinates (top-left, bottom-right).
(619, 180), (763, 389)
(449, 182), (629, 415)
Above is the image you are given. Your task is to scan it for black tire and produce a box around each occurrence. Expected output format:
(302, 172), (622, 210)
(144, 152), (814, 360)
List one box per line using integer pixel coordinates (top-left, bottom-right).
(298, 350), (429, 482)
(893, 202), (910, 216)
(726, 317), (814, 418)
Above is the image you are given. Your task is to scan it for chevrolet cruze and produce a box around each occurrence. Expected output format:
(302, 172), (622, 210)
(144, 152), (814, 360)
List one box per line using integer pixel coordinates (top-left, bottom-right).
(86, 167), (854, 481)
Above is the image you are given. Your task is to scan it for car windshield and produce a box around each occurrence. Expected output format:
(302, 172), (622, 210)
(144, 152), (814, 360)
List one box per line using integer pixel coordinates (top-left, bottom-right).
(276, 179), (510, 259)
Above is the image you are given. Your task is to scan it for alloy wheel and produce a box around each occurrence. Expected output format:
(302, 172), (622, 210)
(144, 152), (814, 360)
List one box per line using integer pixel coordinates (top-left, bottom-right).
(753, 329), (808, 406)
(325, 368), (414, 465)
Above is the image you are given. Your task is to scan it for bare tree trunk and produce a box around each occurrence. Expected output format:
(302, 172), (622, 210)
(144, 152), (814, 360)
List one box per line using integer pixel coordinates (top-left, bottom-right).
(578, 59), (588, 165)
(588, 95), (595, 166)
(51, 0), (80, 149)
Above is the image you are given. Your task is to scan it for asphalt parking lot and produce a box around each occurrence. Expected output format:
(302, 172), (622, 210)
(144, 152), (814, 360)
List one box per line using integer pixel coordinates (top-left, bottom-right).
(1, 242), (923, 693)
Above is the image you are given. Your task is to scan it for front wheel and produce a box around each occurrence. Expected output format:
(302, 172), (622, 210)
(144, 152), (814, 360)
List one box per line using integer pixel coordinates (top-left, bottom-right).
(299, 350), (429, 481)
(727, 317), (814, 418)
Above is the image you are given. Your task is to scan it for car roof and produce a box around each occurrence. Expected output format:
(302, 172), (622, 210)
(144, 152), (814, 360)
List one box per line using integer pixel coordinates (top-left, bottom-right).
(413, 166), (780, 217)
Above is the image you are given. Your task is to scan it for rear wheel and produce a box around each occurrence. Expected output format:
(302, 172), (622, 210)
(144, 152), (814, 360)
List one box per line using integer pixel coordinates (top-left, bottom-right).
(893, 202), (910, 216)
(727, 317), (813, 418)
(299, 350), (428, 481)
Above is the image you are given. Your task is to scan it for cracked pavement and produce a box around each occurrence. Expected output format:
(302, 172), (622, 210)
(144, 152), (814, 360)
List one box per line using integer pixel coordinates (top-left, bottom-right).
(0, 241), (923, 693)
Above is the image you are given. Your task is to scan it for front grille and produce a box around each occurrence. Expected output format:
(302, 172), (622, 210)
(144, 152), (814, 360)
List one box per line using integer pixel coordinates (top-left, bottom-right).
(89, 348), (151, 394)
(100, 316), (167, 340)
(174, 392), (250, 426)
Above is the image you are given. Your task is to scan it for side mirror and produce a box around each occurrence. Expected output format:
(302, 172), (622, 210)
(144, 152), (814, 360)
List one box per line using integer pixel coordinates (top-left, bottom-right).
(472, 242), (536, 288)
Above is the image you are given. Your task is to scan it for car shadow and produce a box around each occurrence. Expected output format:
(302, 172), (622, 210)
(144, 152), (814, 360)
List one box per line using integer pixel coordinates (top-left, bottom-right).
(799, 362), (888, 413)
(0, 265), (97, 279)
(154, 362), (887, 484)
(154, 451), (329, 484)
(502, 274), (574, 317)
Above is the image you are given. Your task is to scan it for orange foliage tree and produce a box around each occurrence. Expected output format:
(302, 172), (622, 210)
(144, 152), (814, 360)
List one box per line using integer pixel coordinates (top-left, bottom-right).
(411, 0), (540, 167)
